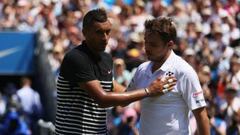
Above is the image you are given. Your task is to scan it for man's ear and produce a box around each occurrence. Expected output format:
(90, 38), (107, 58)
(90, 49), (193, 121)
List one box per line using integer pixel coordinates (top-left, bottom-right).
(82, 28), (86, 36)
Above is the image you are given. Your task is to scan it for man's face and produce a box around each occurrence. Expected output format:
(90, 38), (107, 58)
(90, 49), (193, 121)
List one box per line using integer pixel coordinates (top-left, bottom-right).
(144, 31), (169, 62)
(84, 20), (112, 52)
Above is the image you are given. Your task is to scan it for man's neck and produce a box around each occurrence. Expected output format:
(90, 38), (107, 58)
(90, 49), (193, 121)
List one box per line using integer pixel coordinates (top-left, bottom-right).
(85, 40), (101, 56)
(152, 50), (171, 73)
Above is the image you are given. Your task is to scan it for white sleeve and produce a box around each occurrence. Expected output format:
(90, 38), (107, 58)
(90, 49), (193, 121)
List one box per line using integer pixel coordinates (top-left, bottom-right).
(181, 68), (206, 110)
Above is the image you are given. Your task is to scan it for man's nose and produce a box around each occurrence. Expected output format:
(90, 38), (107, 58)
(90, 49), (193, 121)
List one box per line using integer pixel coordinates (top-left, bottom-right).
(102, 32), (109, 40)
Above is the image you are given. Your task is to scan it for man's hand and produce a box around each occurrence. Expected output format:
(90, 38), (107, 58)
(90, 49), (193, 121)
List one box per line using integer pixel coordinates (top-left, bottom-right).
(147, 76), (177, 96)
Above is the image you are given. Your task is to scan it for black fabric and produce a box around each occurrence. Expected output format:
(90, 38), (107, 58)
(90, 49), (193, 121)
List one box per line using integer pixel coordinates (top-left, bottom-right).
(55, 41), (113, 135)
(60, 42), (113, 83)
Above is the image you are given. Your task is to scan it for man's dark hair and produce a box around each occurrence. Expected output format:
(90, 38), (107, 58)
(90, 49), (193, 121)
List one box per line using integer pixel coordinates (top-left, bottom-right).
(82, 8), (108, 29)
(144, 16), (177, 43)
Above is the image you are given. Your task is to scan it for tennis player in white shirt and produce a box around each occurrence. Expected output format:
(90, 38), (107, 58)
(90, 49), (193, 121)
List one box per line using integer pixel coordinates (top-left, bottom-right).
(127, 17), (210, 135)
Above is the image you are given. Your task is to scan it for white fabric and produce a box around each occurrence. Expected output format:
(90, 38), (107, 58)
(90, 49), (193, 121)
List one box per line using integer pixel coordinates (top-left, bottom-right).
(127, 51), (206, 135)
(17, 86), (41, 114)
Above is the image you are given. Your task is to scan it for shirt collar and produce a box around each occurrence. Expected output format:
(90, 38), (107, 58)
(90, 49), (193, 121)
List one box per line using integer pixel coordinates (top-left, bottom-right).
(146, 50), (176, 77)
(159, 50), (175, 72)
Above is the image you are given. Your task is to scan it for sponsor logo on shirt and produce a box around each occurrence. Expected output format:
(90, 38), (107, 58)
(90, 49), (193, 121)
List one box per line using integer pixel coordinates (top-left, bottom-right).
(196, 99), (205, 104)
(165, 71), (174, 76)
(192, 91), (203, 98)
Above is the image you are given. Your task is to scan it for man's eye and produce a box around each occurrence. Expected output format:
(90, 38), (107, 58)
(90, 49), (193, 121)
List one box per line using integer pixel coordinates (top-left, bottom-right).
(96, 31), (103, 34)
(106, 30), (111, 35)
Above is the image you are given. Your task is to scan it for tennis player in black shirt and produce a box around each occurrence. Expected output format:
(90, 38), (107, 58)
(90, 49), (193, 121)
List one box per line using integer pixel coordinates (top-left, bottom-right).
(55, 8), (177, 135)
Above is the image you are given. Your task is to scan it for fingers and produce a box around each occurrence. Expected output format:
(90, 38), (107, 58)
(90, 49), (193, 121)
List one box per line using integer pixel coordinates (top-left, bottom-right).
(159, 77), (166, 82)
(159, 76), (177, 94)
(162, 77), (177, 92)
(163, 82), (176, 89)
(165, 76), (177, 82)
(158, 76), (177, 83)
(162, 88), (169, 93)
(163, 84), (170, 89)
(168, 78), (174, 83)
(162, 85), (175, 94)
(148, 75), (177, 96)
(168, 82), (177, 88)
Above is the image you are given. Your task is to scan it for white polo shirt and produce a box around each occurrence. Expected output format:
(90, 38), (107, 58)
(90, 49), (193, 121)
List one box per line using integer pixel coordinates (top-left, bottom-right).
(127, 50), (206, 135)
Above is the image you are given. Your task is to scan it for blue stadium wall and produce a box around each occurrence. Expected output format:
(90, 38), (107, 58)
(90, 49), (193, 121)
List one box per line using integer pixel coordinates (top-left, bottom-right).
(0, 32), (56, 123)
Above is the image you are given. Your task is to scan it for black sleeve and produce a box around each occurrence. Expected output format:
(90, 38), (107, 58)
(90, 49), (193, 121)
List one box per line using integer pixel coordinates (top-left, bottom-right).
(60, 50), (97, 83)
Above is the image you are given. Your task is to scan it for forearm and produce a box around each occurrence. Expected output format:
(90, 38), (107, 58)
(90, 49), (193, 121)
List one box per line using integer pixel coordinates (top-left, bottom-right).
(194, 108), (210, 135)
(197, 116), (210, 135)
(113, 80), (126, 93)
(80, 77), (176, 108)
(97, 88), (147, 107)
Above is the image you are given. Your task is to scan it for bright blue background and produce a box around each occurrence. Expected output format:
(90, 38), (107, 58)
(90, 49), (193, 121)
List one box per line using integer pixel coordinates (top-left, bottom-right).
(0, 32), (36, 75)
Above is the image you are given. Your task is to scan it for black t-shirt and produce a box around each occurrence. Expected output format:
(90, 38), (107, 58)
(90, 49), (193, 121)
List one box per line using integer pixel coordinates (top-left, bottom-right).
(55, 42), (113, 135)
(60, 42), (113, 83)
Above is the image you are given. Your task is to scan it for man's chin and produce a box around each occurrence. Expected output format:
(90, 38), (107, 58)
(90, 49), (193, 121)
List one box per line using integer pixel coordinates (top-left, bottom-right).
(98, 47), (106, 52)
(147, 56), (153, 61)
(100, 44), (107, 51)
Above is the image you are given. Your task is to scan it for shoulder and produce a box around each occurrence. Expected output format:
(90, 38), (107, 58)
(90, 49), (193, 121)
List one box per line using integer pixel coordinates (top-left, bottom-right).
(60, 45), (91, 76)
(173, 55), (197, 77)
(137, 61), (151, 72)
(16, 89), (23, 96)
(63, 45), (89, 65)
(65, 45), (85, 59)
(129, 61), (150, 79)
(101, 52), (112, 61)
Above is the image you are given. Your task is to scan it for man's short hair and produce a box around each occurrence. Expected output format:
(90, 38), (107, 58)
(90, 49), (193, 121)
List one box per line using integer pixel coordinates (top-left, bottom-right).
(82, 8), (108, 29)
(144, 16), (177, 43)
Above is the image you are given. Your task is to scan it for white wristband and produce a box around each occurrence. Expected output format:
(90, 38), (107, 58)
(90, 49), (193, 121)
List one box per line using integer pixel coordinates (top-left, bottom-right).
(144, 88), (150, 96)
